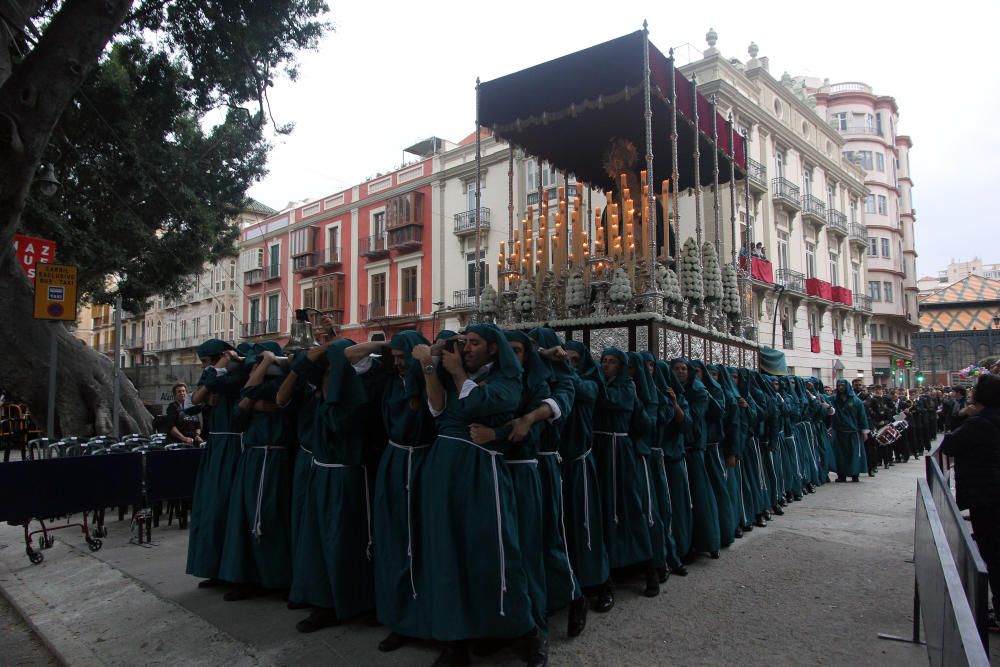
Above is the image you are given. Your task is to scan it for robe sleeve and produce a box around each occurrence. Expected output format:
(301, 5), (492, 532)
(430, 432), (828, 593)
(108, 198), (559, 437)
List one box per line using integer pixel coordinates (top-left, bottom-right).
(547, 374), (576, 423)
(451, 375), (521, 422)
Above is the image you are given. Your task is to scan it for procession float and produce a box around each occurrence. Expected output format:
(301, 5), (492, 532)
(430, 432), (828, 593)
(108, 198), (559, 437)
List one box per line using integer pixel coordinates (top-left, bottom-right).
(468, 25), (761, 368)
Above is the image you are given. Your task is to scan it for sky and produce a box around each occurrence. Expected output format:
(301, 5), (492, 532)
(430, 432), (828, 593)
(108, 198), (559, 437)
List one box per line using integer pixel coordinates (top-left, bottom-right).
(246, 0), (1000, 278)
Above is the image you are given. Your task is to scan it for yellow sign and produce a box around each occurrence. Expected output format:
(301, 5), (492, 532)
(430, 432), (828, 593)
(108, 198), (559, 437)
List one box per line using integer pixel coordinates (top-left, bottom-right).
(33, 264), (78, 321)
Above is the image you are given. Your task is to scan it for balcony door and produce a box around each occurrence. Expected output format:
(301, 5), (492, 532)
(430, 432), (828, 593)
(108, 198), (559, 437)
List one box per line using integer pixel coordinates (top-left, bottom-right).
(266, 293), (279, 333)
(777, 231), (790, 273)
(371, 273), (386, 317)
(467, 181), (485, 220)
(268, 244), (280, 279)
(467, 250), (487, 296)
(249, 298), (260, 334)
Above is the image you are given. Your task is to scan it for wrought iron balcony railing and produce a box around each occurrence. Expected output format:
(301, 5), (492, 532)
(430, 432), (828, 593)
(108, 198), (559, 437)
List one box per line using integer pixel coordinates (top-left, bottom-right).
(848, 222), (868, 245)
(454, 208), (491, 235)
(241, 319), (281, 338)
(452, 287), (483, 310)
(771, 177), (801, 209)
(775, 268), (806, 293)
(747, 158), (767, 190)
(855, 295), (873, 312)
(827, 209), (848, 234)
(360, 299), (422, 321)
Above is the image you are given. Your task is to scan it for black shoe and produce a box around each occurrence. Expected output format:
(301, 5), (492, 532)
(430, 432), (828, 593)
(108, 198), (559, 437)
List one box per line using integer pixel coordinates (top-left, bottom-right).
(778, 498), (788, 507)
(793, 495), (803, 502)
(378, 632), (408, 652)
(754, 516), (767, 528)
(762, 511), (772, 521)
(197, 578), (220, 589)
(223, 585), (258, 602)
(643, 568), (660, 597)
(835, 477), (846, 483)
(868, 470), (876, 477)
(772, 506), (784, 516)
(594, 582), (615, 613)
(656, 565), (669, 583)
(433, 642), (470, 667)
(567, 596), (587, 638)
(669, 564), (689, 576)
(296, 608), (339, 633)
(709, 550), (720, 559)
(851, 476), (860, 483)
(522, 630), (548, 667)
(743, 523), (753, 532)
(734, 526), (744, 539)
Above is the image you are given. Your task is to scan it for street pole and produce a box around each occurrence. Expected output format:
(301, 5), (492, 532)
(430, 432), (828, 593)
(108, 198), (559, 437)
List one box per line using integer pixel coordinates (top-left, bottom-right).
(113, 292), (122, 439)
(47, 323), (58, 439)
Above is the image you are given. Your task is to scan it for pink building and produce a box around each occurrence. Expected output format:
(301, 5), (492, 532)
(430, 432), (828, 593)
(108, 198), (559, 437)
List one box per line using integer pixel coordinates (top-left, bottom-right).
(238, 147), (441, 344)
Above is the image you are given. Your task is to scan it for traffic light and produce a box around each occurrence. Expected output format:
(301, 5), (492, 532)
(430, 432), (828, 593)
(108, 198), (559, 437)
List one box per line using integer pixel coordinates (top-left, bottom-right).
(904, 359), (913, 367)
(917, 374), (925, 384)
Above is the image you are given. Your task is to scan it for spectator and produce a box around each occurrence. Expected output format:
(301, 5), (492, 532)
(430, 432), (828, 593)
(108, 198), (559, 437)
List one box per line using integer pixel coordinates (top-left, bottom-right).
(755, 242), (767, 260)
(166, 383), (202, 445)
(740, 245), (749, 260)
(940, 374), (1000, 629)
(946, 386), (968, 433)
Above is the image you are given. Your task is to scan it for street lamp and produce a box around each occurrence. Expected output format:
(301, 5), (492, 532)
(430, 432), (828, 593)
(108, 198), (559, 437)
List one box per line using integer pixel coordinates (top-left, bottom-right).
(33, 163), (60, 197)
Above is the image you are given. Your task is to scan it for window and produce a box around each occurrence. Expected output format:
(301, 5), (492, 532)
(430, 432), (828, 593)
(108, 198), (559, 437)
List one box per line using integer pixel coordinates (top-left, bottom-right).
(228, 306), (235, 340)
(864, 194), (876, 214)
(193, 317), (200, 339)
(833, 112), (847, 131)
(868, 281), (881, 302)
(528, 160), (556, 190)
(852, 264), (860, 295)
(829, 252), (840, 286)
(809, 312), (818, 336)
(775, 151), (785, 179)
(877, 195), (888, 215)
(875, 112), (883, 136)
(302, 286), (315, 310)
(327, 226), (341, 263)
(402, 267), (418, 314)
(869, 323), (878, 340)
(777, 231), (790, 272)
(827, 184), (835, 211)
(875, 153), (885, 172)
(879, 324), (887, 340)
(803, 169), (812, 196)
(372, 211), (386, 238)
(865, 113), (875, 131)
(867, 237), (878, 257)
(268, 243), (280, 278)
(883, 282), (894, 303)
(371, 273), (387, 308)
(229, 260), (236, 290)
(290, 226), (318, 256)
(467, 250), (487, 291)
(249, 298), (260, 328)
(850, 198), (858, 223)
(180, 320), (187, 342)
(805, 242), (816, 279)
(527, 160), (536, 191)
(857, 151), (874, 170)
(881, 238), (891, 258)
(266, 293), (279, 332)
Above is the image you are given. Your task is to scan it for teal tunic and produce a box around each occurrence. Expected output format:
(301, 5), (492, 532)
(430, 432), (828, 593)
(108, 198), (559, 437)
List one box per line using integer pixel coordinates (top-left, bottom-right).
(289, 345), (375, 618)
(629, 351), (668, 570)
(654, 360), (693, 563)
(419, 361), (536, 641)
(594, 349), (653, 570)
(646, 355), (686, 570)
(186, 364), (247, 580)
(831, 381), (870, 478)
(691, 360), (736, 548)
(673, 359), (721, 555)
(289, 361), (322, 554)
(561, 341), (609, 589)
(716, 366), (749, 530)
(738, 370), (768, 520)
(218, 375), (295, 590)
(375, 335), (436, 637)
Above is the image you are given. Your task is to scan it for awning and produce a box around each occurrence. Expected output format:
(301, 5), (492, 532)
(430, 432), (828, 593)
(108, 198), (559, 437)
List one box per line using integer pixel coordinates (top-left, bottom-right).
(478, 30), (746, 194)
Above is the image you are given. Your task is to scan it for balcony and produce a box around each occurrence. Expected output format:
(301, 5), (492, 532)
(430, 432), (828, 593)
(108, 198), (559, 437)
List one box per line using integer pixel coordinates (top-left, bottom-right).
(830, 286), (853, 306)
(454, 208), (491, 236)
(826, 209), (848, 236)
(244, 267), (264, 286)
(319, 246), (343, 268)
(452, 287), (483, 310)
(359, 234), (390, 259)
(771, 177), (801, 212)
(292, 252), (319, 274)
(775, 268), (806, 294)
(848, 223), (868, 247)
(386, 191), (424, 230)
(832, 124), (882, 137)
(801, 194), (826, 228)
(125, 336), (144, 350)
(747, 158), (767, 194)
(388, 226), (422, 253)
(263, 264), (281, 282)
(782, 331), (794, 350)
(805, 277), (833, 301)
(527, 184), (578, 206)
(360, 299), (422, 322)
(855, 295), (873, 312)
(241, 319), (280, 338)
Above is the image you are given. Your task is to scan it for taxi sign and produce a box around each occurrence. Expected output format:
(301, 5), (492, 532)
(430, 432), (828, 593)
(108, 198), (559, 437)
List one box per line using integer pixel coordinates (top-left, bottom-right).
(34, 264), (77, 321)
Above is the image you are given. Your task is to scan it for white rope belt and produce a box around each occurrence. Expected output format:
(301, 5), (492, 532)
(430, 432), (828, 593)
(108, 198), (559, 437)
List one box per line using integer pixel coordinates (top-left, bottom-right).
(786, 435), (802, 480)
(537, 451), (562, 463)
(752, 438), (768, 493)
(568, 449), (594, 549)
(388, 440), (432, 600)
(311, 458), (373, 561)
(248, 446), (285, 539)
(680, 457), (694, 510)
(439, 435), (507, 616)
(641, 456), (655, 528)
(556, 475), (578, 599)
(506, 459), (538, 465)
(594, 431), (627, 523)
(737, 459), (748, 524)
(299, 444), (313, 456)
(649, 448), (674, 535)
(707, 442), (728, 481)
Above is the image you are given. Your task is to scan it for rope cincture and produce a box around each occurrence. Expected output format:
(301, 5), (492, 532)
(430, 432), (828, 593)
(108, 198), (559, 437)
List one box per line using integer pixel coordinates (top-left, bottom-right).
(570, 448), (594, 550)
(594, 431), (627, 523)
(311, 458), (373, 561)
(249, 446), (285, 539)
(440, 435), (508, 617)
(540, 451), (578, 598)
(388, 440), (432, 600)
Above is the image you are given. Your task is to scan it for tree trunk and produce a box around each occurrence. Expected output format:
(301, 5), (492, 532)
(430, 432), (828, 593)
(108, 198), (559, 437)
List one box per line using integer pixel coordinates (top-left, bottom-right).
(0, 248), (151, 436)
(0, 0), (147, 436)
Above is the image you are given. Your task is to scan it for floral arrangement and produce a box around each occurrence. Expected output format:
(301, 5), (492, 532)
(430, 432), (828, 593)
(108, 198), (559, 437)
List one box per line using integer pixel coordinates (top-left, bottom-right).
(680, 237), (703, 301)
(609, 266), (633, 303)
(565, 272), (587, 308)
(478, 283), (498, 315)
(958, 365), (987, 379)
(721, 263), (740, 314)
(655, 262), (682, 303)
(515, 278), (535, 314)
(702, 242), (723, 302)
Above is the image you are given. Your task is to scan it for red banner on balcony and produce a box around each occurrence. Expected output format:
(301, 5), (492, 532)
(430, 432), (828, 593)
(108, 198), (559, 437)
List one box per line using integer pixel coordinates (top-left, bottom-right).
(805, 278), (833, 301)
(741, 256), (774, 283)
(830, 286), (853, 305)
(833, 338), (843, 356)
(810, 335), (821, 353)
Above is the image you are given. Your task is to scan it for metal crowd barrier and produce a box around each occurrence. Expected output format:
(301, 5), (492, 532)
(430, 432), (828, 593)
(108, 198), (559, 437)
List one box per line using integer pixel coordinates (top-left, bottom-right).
(878, 452), (990, 667)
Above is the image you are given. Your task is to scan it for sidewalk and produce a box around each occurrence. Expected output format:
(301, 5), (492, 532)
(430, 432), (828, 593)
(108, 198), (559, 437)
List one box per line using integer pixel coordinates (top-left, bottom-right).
(0, 450), (989, 666)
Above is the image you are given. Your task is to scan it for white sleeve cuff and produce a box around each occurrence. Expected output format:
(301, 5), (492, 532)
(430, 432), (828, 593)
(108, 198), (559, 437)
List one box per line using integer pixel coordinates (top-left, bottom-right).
(428, 396), (445, 417)
(352, 356), (374, 375)
(458, 379), (478, 400)
(827, 406), (836, 415)
(542, 398), (562, 422)
(213, 367), (228, 377)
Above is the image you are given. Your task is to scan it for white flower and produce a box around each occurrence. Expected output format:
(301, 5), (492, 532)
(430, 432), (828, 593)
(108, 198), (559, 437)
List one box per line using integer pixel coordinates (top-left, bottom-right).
(702, 242), (723, 302)
(681, 238), (703, 300)
(722, 263), (740, 314)
(479, 284), (498, 315)
(515, 280), (535, 313)
(610, 267), (632, 303)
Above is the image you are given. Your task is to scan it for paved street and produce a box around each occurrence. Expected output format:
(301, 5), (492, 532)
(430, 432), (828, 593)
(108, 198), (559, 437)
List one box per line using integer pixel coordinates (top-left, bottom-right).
(0, 445), (995, 666)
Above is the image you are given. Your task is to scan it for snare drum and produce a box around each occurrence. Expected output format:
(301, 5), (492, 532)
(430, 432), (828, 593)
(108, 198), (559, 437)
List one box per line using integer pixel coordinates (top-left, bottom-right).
(892, 419), (909, 433)
(875, 424), (899, 446)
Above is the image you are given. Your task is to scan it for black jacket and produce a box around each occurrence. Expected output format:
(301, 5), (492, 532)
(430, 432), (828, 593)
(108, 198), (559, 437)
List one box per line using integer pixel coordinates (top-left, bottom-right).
(940, 407), (1000, 510)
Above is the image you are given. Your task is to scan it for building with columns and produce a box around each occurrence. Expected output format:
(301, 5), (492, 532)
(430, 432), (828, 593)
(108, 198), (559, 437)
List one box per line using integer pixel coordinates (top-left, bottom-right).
(675, 31), (873, 385)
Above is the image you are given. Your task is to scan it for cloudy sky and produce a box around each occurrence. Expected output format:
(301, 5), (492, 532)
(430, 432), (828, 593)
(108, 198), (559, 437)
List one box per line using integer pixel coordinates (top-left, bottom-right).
(247, 0), (999, 278)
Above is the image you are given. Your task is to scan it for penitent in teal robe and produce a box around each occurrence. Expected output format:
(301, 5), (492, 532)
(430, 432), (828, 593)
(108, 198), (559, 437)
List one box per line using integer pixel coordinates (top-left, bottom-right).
(831, 381), (870, 478)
